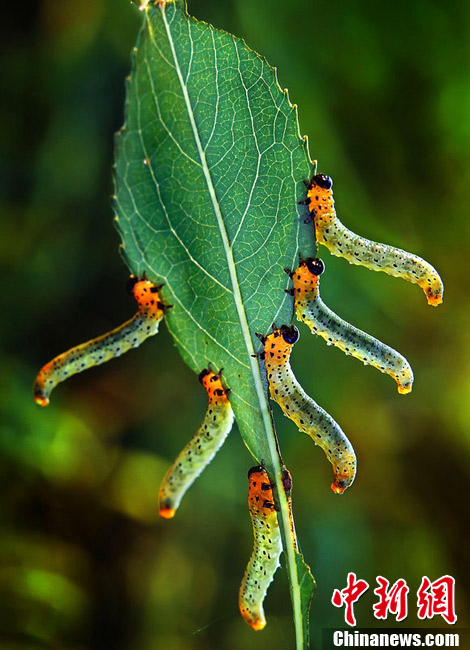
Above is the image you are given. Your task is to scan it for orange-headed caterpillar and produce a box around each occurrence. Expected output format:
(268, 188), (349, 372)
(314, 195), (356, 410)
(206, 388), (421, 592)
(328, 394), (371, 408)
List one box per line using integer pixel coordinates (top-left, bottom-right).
(33, 278), (165, 406)
(239, 466), (282, 631)
(288, 258), (414, 394)
(260, 325), (356, 494)
(305, 174), (444, 306)
(158, 368), (234, 519)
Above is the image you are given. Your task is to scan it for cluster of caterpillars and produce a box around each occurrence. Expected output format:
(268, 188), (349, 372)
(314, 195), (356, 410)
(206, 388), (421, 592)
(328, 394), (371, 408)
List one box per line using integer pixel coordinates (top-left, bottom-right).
(34, 173), (443, 631)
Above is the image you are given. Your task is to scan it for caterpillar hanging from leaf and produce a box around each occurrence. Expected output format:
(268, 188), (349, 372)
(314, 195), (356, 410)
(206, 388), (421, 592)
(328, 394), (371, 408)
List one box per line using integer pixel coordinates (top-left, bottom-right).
(301, 174), (444, 306)
(239, 466), (283, 631)
(159, 368), (234, 519)
(33, 278), (166, 406)
(259, 325), (356, 494)
(287, 257), (414, 394)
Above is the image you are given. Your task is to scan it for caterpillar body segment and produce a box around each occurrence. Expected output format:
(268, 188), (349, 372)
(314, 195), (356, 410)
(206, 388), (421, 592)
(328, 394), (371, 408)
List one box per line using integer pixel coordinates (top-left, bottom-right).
(306, 174), (444, 306)
(239, 466), (283, 631)
(290, 258), (414, 394)
(33, 279), (165, 406)
(261, 325), (356, 493)
(158, 369), (234, 519)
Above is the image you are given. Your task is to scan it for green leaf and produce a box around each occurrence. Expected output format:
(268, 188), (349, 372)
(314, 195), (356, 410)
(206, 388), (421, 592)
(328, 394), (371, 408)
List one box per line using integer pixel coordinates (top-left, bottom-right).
(113, 1), (315, 646)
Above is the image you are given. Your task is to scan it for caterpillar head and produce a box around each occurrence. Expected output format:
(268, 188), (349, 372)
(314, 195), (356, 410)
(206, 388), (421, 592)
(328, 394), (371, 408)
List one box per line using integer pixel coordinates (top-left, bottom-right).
(290, 258), (325, 297)
(262, 325), (299, 361)
(199, 368), (229, 402)
(310, 173), (333, 190)
(305, 258), (325, 276)
(279, 324), (299, 345)
(307, 174), (335, 217)
(247, 466), (277, 515)
(129, 277), (166, 316)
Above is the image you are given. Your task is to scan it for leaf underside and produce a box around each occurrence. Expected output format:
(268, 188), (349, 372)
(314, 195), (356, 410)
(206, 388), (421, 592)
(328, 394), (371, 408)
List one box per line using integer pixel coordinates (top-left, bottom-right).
(113, 1), (315, 646)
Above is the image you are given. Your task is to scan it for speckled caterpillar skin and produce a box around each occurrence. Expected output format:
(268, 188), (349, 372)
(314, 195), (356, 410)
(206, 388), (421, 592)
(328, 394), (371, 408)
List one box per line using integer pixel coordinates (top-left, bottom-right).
(262, 326), (356, 494)
(159, 369), (234, 519)
(306, 174), (444, 306)
(239, 467), (283, 631)
(290, 258), (414, 394)
(33, 279), (165, 406)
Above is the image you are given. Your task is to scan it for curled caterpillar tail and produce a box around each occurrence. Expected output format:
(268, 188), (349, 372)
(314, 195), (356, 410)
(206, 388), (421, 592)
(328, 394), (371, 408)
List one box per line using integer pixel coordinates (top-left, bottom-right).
(261, 325), (356, 493)
(33, 278), (165, 406)
(306, 174), (444, 306)
(239, 466), (283, 631)
(290, 258), (414, 394)
(158, 369), (234, 518)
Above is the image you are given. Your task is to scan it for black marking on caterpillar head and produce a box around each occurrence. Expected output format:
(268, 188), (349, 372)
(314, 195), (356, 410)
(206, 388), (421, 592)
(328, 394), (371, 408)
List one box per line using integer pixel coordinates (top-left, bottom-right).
(305, 257), (325, 276)
(311, 173), (333, 190)
(248, 465), (265, 478)
(198, 367), (211, 383)
(280, 325), (300, 345)
(262, 499), (276, 510)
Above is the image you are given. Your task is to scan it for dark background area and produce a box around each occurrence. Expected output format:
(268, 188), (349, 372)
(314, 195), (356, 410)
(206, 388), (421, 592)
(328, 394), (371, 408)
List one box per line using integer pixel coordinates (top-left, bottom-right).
(1, 1), (469, 649)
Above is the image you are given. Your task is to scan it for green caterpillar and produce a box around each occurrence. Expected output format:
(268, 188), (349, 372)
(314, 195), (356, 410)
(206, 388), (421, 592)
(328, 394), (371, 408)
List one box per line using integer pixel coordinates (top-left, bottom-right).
(260, 325), (356, 494)
(34, 278), (165, 406)
(159, 369), (234, 518)
(305, 174), (444, 306)
(239, 466), (283, 631)
(288, 257), (414, 394)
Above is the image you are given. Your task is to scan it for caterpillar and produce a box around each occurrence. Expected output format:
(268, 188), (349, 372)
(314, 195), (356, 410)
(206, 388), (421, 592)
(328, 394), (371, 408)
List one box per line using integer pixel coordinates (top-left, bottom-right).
(33, 278), (165, 406)
(158, 368), (234, 519)
(239, 466), (283, 631)
(288, 257), (414, 394)
(304, 174), (444, 306)
(260, 325), (356, 494)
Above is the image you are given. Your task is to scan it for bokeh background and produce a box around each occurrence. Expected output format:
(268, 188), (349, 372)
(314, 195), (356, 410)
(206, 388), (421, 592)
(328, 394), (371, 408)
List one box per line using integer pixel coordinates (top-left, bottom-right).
(1, 1), (469, 648)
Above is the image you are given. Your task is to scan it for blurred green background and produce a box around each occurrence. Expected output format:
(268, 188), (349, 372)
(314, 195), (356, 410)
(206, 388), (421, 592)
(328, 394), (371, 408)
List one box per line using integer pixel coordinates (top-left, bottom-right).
(1, 1), (469, 648)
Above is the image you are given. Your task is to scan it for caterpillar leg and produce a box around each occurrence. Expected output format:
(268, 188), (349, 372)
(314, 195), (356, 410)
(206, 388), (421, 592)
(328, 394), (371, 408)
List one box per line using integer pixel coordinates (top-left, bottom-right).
(289, 258), (414, 394)
(306, 174), (444, 306)
(239, 466), (283, 631)
(33, 278), (165, 406)
(261, 325), (356, 493)
(158, 369), (234, 518)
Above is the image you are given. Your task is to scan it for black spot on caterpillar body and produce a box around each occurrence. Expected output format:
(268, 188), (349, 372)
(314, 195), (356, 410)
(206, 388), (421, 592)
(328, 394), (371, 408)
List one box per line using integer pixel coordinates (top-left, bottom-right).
(262, 326), (356, 494)
(239, 466), (283, 631)
(291, 258), (414, 394)
(33, 279), (165, 406)
(306, 174), (444, 306)
(158, 369), (234, 519)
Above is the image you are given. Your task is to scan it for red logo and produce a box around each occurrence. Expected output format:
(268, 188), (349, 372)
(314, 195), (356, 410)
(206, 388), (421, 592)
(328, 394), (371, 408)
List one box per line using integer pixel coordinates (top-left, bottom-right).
(417, 575), (457, 625)
(332, 573), (457, 626)
(373, 576), (409, 622)
(332, 572), (370, 626)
